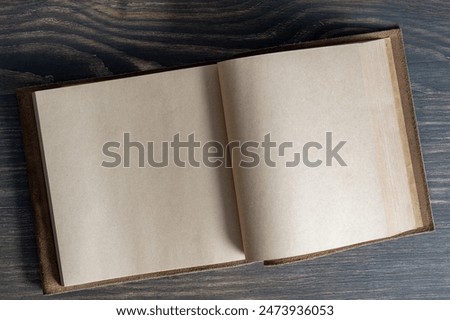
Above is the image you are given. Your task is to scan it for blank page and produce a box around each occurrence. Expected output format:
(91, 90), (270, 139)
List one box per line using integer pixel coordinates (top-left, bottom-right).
(218, 39), (423, 261)
(33, 65), (244, 286)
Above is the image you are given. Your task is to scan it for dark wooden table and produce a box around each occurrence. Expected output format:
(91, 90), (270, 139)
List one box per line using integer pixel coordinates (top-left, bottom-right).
(1, 1), (449, 299)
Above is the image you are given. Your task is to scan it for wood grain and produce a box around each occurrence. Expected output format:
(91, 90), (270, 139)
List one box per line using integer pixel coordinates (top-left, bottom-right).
(0, 0), (449, 299)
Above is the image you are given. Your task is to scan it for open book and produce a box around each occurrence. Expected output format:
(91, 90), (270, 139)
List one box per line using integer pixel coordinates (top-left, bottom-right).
(17, 29), (433, 294)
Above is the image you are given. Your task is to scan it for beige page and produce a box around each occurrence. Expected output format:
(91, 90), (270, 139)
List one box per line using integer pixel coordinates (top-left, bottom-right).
(218, 39), (423, 261)
(33, 65), (245, 286)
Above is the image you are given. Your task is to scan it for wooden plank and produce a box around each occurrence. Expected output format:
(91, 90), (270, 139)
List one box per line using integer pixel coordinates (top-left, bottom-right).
(0, 0), (449, 298)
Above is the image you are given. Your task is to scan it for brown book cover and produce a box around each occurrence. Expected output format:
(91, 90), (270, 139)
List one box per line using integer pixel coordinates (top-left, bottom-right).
(17, 28), (433, 294)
